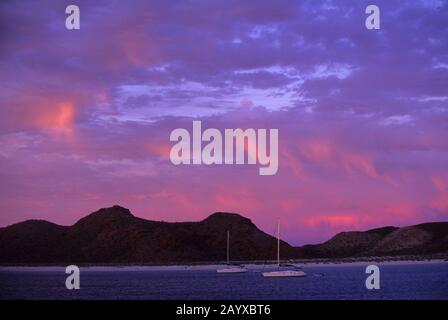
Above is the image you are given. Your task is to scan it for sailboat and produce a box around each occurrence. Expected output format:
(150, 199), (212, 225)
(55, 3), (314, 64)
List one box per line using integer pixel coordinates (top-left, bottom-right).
(216, 230), (248, 273)
(262, 221), (306, 278)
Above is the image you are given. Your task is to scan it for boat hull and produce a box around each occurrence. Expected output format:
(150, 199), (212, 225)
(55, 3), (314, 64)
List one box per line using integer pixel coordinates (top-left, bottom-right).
(262, 270), (306, 277)
(216, 267), (248, 273)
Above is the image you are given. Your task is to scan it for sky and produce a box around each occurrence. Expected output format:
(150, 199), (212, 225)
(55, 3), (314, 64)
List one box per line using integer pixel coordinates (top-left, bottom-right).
(0, 0), (447, 245)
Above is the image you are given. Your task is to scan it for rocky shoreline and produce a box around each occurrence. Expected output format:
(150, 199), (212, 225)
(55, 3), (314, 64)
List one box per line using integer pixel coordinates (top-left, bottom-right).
(1, 253), (447, 267)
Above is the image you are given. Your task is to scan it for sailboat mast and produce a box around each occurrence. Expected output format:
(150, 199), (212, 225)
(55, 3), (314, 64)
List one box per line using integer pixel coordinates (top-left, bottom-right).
(277, 220), (280, 268)
(226, 230), (230, 265)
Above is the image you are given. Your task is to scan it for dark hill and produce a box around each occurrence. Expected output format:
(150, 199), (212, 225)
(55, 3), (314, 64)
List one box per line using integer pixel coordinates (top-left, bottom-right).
(0, 206), (296, 263)
(0, 220), (68, 262)
(302, 223), (448, 258)
(0, 206), (447, 263)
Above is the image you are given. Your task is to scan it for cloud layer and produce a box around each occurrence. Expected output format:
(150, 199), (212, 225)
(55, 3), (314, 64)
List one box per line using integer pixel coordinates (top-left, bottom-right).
(0, 0), (447, 244)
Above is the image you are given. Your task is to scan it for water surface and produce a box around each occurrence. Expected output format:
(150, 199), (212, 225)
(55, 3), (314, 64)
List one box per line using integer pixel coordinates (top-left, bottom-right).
(1, 262), (447, 300)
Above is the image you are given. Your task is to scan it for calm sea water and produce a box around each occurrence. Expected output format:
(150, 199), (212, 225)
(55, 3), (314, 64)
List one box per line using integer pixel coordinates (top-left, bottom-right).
(1, 262), (447, 300)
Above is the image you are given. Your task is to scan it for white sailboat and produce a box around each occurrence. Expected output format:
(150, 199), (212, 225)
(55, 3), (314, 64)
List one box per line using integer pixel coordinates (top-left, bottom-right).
(262, 221), (306, 278)
(216, 230), (248, 273)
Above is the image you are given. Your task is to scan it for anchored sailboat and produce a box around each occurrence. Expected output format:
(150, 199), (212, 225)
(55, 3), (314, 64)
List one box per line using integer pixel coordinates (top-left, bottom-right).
(216, 230), (248, 273)
(262, 221), (306, 278)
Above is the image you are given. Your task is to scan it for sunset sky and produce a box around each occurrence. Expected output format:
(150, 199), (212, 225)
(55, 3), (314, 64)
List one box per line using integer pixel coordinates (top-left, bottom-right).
(0, 0), (447, 245)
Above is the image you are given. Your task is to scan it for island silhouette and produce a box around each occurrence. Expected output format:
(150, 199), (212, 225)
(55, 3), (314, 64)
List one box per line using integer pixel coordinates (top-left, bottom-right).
(0, 205), (447, 263)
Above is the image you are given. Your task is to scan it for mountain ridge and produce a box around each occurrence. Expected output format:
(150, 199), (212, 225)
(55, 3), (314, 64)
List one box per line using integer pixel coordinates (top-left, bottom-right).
(0, 205), (447, 263)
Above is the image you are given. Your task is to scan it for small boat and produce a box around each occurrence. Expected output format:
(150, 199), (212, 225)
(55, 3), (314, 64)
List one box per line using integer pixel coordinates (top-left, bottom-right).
(217, 264), (248, 273)
(216, 230), (248, 273)
(262, 221), (306, 278)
